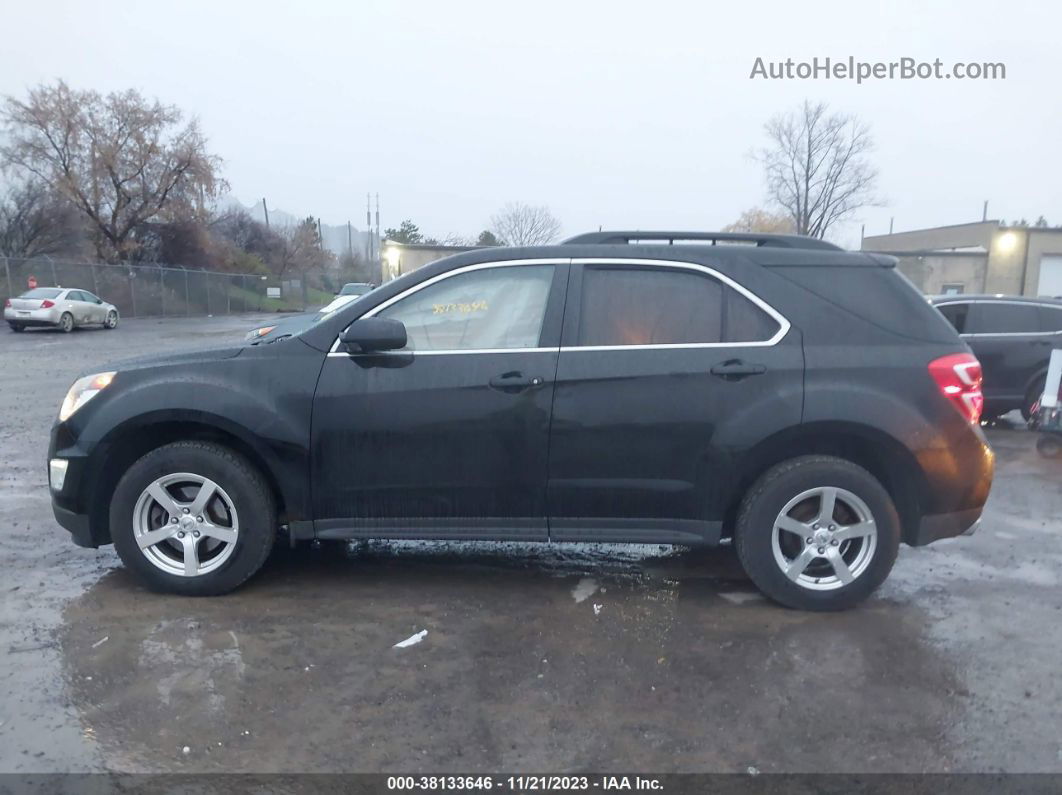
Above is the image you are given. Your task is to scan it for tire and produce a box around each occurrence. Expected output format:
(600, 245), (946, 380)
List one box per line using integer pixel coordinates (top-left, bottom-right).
(8, 323), (24, 333)
(104, 309), (119, 329)
(734, 455), (901, 611)
(1023, 377), (1046, 423)
(1037, 435), (1062, 459)
(59, 312), (74, 333)
(110, 441), (276, 596)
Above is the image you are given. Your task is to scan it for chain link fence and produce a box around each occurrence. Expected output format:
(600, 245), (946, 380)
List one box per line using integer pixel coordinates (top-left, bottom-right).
(1, 256), (316, 318)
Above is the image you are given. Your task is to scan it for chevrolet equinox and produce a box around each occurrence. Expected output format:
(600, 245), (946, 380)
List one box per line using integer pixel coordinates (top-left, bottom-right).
(48, 231), (994, 610)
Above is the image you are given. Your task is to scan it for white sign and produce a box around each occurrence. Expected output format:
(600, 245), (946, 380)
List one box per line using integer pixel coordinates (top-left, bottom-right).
(266, 287), (281, 299)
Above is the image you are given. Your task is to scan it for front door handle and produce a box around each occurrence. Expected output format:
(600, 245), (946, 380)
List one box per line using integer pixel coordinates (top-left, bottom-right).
(488, 371), (545, 393)
(710, 359), (767, 381)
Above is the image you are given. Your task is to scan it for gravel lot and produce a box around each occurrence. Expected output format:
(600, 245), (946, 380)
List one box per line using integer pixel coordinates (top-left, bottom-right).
(1, 315), (1061, 774)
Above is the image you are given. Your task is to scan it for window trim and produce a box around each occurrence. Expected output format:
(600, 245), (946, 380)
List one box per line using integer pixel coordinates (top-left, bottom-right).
(560, 258), (790, 351)
(328, 258), (568, 355)
(935, 299), (1062, 337)
(327, 256), (790, 355)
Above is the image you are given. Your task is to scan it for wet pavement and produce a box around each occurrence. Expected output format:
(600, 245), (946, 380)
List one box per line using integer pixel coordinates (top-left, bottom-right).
(1, 316), (1061, 773)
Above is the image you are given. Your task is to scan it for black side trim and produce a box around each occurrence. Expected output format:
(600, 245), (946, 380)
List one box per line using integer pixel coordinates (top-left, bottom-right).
(549, 517), (722, 546)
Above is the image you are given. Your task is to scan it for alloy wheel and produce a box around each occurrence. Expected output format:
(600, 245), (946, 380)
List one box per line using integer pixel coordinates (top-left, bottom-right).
(771, 486), (878, 591)
(132, 473), (240, 577)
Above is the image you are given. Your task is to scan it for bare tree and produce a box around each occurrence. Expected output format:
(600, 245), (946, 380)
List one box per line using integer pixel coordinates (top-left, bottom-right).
(0, 179), (85, 257)
(721, 207), (796, 235)
(489, 202), (561, 246)
(757, 100), (878, 239)
(0, 81), (225, 261)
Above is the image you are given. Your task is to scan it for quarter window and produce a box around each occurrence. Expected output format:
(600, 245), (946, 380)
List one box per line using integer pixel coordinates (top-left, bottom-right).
(970, 302), (1040, 334)
(576, 265), (779, 347)
(377, 265), (554, 351)
(1037, 305), (1062, 332)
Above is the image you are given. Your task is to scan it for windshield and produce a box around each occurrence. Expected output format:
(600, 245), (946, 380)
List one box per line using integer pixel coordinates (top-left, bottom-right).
(20, 288), (63, 299)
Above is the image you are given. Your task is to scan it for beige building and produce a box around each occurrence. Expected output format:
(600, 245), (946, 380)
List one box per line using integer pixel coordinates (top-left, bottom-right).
(862, 221), (1062, 297)
(381, 241), (483, 281)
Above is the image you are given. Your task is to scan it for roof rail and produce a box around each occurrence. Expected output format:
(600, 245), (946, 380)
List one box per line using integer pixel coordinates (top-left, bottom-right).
(562, 230), (843, 252)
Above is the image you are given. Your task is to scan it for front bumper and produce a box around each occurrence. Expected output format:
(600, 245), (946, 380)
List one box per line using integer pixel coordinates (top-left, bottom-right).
(5, 307), (60, 327)
(48, 423), (105, 547)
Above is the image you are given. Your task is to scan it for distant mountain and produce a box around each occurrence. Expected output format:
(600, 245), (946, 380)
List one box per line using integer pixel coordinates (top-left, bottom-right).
(218, 196), (379, 260)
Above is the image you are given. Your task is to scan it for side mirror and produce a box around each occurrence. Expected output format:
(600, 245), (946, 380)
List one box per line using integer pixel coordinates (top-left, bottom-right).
(340, 318), (407, 353)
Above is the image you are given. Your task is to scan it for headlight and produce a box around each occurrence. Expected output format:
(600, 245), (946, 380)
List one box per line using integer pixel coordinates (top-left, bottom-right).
(245, 325), (276, 340)
(59, 372), (116, 422)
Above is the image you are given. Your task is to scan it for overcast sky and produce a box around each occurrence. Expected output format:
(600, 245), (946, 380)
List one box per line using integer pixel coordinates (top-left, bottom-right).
(2, 0), (1059, 247)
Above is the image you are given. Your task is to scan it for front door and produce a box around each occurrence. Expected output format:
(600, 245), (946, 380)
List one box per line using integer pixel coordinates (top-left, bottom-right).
(310, 260), (569, 540)
(546, 259), (804, 544)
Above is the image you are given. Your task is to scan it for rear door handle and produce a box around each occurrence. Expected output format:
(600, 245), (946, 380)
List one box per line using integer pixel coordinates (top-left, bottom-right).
(710, 359), (767, 381)
(488, 371), (545, 393)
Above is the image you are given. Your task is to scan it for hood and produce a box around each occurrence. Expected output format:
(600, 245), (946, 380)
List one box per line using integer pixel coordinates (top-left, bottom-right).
(97, 345), (245, 375)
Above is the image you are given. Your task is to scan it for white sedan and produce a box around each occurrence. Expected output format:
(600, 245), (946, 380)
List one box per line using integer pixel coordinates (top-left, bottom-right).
(4, 287), (120, 333)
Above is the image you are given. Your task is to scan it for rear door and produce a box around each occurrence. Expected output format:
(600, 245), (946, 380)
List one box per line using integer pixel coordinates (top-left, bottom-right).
(545, 258), (804, 544)
(964, 301), (1047, 405)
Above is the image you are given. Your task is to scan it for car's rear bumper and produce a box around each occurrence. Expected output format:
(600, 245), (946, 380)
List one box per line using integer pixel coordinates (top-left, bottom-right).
(5, 307), (60, 326)
(909, 506), (983, 546)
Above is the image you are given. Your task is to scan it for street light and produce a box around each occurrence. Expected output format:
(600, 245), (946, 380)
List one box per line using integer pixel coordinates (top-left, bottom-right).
(384, 244), (401, 280)
(996, 231), (1018, 253)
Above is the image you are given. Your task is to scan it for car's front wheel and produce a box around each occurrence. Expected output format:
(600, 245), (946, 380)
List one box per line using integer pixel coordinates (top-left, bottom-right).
(110, 441), (276, 595)
(734, 455), (900, 611)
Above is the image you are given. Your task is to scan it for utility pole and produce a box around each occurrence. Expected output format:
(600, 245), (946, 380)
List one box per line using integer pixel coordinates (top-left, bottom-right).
(366, 193), (373, 261)
(262, 198), (271, 228)
(889, 217), (894, 235)
(347, 221), (354, 257)
(375, 193), (380, 247)
(983, 200), (989, 222)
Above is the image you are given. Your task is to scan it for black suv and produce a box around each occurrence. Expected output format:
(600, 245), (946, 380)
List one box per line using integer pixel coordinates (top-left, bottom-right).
(49, 232), (993, 610)
(930, 294), (1062, 421)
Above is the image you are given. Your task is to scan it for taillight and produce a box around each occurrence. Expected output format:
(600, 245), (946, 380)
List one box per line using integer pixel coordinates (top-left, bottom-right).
(3, 299), (9, 308)
(41, 299), (55, 308)
(929, 353), (983, 423)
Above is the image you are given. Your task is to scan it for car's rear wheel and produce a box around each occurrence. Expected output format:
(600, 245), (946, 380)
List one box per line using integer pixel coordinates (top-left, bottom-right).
(110, 441), (276, 595)
(59, 312), (74, 333)
(8, 322), (24, 332)
(104, 309), (119, 329)
(734, 455), (900, 611)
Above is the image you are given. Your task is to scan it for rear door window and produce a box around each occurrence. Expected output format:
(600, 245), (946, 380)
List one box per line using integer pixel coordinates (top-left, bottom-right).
(936, 302), (970, 333)
(575, 265), (780, 347)
(969, 302), (1041, 334)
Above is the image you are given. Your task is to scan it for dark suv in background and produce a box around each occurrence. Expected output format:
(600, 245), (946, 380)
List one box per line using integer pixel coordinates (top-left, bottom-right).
(931, 294), (1062, 420)
(48, 231), (993, 610)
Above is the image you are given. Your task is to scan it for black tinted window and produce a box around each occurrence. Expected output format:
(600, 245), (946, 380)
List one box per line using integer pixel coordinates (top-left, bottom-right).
(971, 302), (1040, 334)
(936, 302), (970, 333)
(68, 291), (86, 301)
(579, 267), (723, 346)
(1038, 305), (1062, 332)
